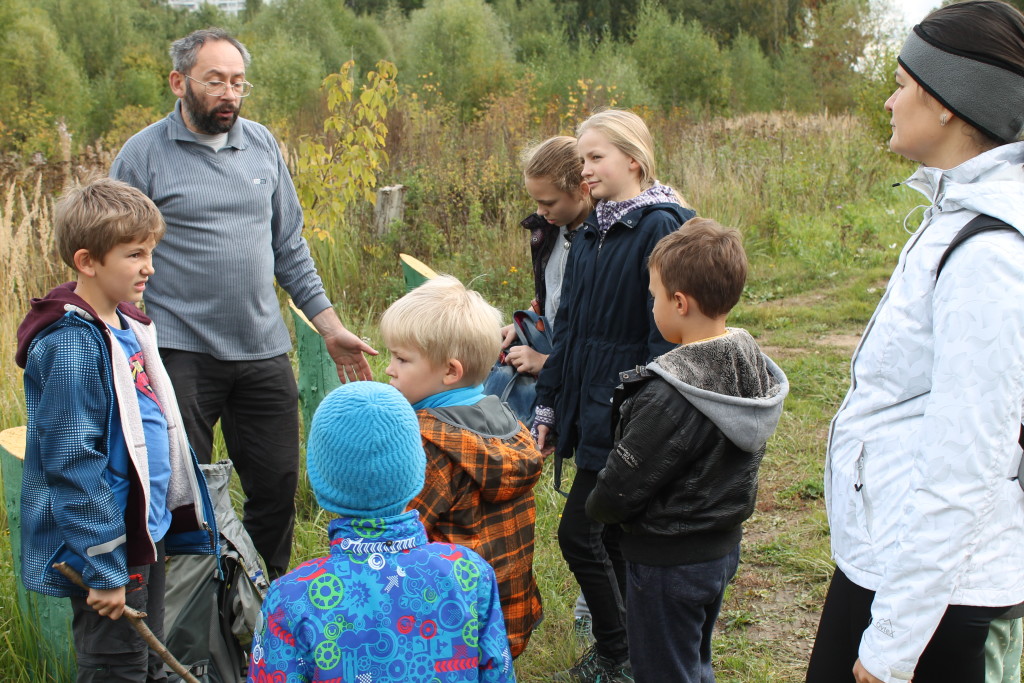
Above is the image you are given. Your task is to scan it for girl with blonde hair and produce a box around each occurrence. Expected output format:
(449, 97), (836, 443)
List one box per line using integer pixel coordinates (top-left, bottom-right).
(534, 109), (694, 682)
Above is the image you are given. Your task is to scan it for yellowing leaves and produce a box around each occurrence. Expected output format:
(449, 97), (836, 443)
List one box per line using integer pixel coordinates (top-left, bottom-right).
(293, 60), (399, 244)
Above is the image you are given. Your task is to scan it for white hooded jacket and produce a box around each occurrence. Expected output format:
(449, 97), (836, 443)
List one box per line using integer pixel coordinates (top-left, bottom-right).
(826, 142), (1024, 682)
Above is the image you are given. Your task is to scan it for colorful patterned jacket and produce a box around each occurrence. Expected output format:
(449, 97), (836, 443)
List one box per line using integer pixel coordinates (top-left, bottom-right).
(410, 396), (544, 658)
(249, 512), (514, 682)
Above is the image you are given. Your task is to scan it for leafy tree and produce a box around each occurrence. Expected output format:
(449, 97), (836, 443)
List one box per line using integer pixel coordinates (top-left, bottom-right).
(492, 0), (572, 61)
(246, 0), (392, 76)
(0, 1), (87, 155)
(665, 0), (805, 55)
(727, 31), (776, 112)
(243, 0), (262, 21)
(87, 45), (172, 142)
(632, 2), (729, 113)
(854, 41), (898, 143)
(192, 2), (231, 29)
(560, 0), (637, 42)
(244, 31), (325, 134)
(346, 0), (424, 13)
(40, 0), (134, 80)
(400, 0), (517, 118)
(805, 0), (873, 110)
(771, 43), (819, 111)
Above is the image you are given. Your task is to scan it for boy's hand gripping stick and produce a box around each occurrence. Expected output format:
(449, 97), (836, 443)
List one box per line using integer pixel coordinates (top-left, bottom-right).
(52, 562), (200, 683)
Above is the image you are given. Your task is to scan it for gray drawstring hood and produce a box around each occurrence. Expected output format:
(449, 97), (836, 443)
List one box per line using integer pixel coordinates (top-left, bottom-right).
(647, 328), (789, 452)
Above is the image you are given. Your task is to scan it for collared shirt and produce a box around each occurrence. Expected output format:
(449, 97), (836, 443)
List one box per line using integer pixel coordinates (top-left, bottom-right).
(110, 101), (331, 360)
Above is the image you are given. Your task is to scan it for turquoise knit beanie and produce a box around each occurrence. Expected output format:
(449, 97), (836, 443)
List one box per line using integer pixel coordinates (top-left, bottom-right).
(306, 382), (426, 518)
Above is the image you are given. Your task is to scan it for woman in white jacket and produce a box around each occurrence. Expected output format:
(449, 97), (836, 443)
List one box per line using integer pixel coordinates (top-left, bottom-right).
(806, 2), (1024, 682)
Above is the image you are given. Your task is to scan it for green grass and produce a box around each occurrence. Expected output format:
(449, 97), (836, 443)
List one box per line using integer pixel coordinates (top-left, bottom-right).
(0, 110), (956, 681)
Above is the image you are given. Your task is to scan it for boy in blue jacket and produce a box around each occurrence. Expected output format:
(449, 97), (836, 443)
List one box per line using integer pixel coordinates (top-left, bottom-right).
(249, 382), (515, 683)
(15, 177), (217, 681)
(586, 219), (789, 683)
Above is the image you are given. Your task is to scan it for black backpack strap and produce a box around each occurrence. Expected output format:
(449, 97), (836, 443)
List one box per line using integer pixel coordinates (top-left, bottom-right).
(936, 214), (1016, 277)
(611, 366), (655, 433)
(935, 214), (1024, 490)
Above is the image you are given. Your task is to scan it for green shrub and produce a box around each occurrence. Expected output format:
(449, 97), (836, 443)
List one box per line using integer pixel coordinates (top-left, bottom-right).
(727, 32), (776, 113)
(632, 2), (729, 114)
(399, 0), (518, 118)
(245, 31), (325, 134)
(0, 7), (87, 157)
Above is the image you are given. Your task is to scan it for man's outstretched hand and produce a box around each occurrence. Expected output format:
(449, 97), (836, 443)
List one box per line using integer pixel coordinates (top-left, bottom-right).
(311, 308), (378, 382)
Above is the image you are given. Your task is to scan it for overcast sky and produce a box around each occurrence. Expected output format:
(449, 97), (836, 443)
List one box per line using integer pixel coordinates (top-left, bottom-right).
(897, 0), (941, 29)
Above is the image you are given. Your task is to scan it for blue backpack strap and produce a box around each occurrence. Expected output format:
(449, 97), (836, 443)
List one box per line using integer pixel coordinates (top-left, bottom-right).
(936, 214), (1016, 277)
(512, 309), (554, 355)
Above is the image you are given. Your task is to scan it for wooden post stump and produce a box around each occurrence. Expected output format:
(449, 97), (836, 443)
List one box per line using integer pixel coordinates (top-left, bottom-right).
(399, 253), (438, 293)
(1, 426), (75, 679)
(289, 301), (341, 439)
(374, 185), (406, 237)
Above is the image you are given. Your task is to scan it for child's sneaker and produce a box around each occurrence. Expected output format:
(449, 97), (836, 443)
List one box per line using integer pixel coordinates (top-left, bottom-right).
(553, 644), (634, 682)
(573, 614), (595, 645)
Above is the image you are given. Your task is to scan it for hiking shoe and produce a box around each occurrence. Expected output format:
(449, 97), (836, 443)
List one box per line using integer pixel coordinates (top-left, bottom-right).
(553, 644), (634, 682)
(573, 614), (595, 645)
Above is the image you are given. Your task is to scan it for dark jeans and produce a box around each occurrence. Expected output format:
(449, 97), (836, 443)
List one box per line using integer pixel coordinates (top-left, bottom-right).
(626, 544), (740, 683)
(71, 541), (166, 682)
(160, 350), (299, 578)
(806, 567), (1007, 683)
(558, 468), (628, 661)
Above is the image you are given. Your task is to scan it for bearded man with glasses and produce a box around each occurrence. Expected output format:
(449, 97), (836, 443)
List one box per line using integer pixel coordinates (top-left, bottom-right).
(110, 28), (377, 580)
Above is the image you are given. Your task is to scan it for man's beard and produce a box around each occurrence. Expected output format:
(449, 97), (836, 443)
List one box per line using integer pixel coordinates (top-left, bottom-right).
(183, 81), (240, 134)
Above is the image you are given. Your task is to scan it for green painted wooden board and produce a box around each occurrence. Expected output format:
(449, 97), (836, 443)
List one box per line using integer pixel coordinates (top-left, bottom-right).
(399, 253), (438, 292)
(287, 255), (436, 433)
(1, 426), (76, 679)
(289, 302), (341, 439)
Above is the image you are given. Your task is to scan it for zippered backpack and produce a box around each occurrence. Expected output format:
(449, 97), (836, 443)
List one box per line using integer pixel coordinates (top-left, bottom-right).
(936, 213), (1024, 489)
(483, 309), (554, 428)
(164, 460), (269, 682)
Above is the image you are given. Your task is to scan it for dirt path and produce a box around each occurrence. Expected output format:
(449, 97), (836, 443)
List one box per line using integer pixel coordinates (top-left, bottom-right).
(717, 327), (860, 680)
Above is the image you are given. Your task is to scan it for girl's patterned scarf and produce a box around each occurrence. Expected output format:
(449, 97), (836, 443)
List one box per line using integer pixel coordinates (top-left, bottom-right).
(595, 182), (678, 235)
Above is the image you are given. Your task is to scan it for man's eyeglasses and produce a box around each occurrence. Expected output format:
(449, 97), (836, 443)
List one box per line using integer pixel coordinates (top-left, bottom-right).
(185, 75), (254, 98)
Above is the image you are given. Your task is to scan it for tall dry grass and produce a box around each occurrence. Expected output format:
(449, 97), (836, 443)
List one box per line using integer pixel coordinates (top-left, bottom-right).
(0, 174), (72, 430)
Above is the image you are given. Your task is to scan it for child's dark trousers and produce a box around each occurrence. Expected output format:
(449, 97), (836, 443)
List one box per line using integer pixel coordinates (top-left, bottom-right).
(626, 543), (740, 683)
(70, 541), (166, 682)
(558, 468), (629, 662)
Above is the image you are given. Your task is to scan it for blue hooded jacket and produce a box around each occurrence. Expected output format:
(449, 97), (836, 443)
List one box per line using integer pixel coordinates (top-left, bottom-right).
(249, 512), (515, 682)
(16, 283), (217, 596)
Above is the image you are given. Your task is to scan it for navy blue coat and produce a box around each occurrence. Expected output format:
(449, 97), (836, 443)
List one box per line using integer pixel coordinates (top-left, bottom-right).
(535, 202), (694, 471)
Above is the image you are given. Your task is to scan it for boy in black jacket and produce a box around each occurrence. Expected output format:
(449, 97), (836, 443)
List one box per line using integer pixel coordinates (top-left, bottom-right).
(586, 218), (789, 683)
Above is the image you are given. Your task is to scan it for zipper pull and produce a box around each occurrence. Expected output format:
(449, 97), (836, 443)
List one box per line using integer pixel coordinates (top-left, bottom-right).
(854, 454), (864, 492)
(203, 522), (217, 552)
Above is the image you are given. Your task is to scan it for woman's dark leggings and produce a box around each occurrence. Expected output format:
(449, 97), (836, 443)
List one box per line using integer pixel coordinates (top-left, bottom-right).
(807, 567), (1006, 683)
(558, 468), (629, 662)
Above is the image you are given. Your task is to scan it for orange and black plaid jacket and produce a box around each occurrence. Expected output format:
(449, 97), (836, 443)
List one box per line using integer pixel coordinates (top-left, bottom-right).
(409, 401), (545, 658)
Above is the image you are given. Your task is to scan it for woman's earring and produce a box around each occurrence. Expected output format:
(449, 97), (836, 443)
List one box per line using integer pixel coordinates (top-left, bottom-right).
(940, 113), (948, 126)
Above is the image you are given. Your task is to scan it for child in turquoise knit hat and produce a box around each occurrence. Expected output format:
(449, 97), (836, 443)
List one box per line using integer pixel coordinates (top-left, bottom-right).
(248, 382), (515, 682)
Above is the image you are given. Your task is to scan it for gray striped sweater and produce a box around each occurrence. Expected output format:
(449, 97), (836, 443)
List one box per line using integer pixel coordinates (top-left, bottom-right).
(110, 101), (331, 360)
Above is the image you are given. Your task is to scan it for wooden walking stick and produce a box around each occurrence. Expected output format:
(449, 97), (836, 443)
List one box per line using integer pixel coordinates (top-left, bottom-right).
(52, 562), (199, 683)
